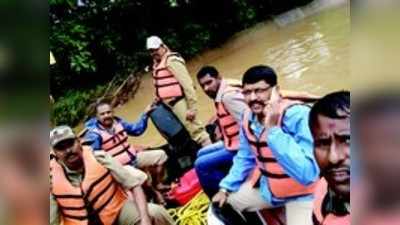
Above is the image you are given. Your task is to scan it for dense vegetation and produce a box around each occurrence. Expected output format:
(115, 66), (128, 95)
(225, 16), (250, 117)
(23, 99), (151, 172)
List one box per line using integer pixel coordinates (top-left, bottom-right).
(50, 0), (313, 126)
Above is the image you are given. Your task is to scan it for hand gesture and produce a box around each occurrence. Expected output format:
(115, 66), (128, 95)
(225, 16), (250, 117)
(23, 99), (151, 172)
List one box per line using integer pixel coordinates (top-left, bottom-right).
(263, 86), (281, 129)
(144, 103), (156, 115)
(212, 190), (228, 208)
(186, 109), (196, 122)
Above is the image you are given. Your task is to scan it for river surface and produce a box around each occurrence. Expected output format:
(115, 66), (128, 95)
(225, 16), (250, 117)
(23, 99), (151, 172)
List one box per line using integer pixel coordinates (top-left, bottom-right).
(115, 1), (350, 147)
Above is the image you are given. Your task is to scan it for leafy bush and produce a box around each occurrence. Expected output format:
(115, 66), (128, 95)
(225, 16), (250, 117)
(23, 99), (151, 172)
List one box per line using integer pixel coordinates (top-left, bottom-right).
(51, 85), (107, 126)
(50, 0), (314, 126)
(51, 90), (90, 126)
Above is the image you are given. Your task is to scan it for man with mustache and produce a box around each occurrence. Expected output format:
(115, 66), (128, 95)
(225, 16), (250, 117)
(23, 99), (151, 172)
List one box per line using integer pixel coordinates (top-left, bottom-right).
(194, 66), (248, 199)
(85, 100), (170, 198)
(146, 35), (211, 147)
(50, 126), (174, 225)
(309, 91), (350, 225)
(212, 65), (320, 225)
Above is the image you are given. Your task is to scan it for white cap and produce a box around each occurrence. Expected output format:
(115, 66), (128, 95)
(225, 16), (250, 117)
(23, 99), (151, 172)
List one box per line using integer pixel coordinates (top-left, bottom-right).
(146, 36), (163, 50)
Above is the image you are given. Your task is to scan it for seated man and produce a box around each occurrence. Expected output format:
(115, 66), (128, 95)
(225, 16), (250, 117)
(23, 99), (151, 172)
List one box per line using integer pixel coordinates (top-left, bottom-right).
(84, 100), (169, 198)
(194, 66), (248, 199)
(309, 91), (350, 225)
(212, 65), (320, 225)
(49, 126), (174, 225)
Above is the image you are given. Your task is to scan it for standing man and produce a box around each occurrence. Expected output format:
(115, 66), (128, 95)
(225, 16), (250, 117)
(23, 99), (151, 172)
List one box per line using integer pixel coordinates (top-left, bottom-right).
(146, 35), (211, 147)
(85, 100), (169, 193)
(194, 66), (248, 199)
(50, 126), (174, 225)
(309, 91), (350, 225)
(212, 65), (320, 225)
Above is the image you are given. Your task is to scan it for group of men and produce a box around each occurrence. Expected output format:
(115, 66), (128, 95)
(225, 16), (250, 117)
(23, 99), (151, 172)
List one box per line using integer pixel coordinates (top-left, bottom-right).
(49, 35), (350, 225)
(195, 64), (350, 225)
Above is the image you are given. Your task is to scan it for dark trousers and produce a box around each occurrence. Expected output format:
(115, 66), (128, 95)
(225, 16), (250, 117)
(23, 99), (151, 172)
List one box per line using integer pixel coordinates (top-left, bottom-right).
(194, 141), (236, 198)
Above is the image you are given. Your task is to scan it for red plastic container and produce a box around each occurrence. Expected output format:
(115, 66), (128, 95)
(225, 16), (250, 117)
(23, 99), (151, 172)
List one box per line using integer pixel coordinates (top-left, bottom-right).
(167, 169), (202, 205)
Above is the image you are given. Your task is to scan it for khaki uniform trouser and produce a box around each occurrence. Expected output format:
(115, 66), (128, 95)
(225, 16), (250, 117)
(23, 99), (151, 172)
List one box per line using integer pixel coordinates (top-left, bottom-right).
(168, 98), (210, 144)
(121, 150), (167, 186)
(227, 181), (314, 225)
(117, 201), (175, 225)
(136, 150), (168, 168)
(118, 151), (173, 225)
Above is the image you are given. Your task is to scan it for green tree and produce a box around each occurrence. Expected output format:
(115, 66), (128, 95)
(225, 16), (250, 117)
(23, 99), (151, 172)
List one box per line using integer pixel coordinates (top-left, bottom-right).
(50, 0), (313, 126)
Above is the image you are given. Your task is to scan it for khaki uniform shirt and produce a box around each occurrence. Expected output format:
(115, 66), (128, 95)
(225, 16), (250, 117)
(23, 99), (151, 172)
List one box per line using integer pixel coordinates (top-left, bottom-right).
(166, 55), (198, 112)
(50, 150), (147, 225)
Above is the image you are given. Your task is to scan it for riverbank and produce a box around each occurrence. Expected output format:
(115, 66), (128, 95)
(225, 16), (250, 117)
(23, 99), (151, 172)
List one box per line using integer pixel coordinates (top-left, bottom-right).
(51, 0), (335, 127)
(110, 0), (349, 147)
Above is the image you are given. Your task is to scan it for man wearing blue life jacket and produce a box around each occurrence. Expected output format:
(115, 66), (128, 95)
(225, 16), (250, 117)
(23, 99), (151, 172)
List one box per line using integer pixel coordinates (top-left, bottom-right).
(84, 100), (169, 193)
(212, 65), (320, 225)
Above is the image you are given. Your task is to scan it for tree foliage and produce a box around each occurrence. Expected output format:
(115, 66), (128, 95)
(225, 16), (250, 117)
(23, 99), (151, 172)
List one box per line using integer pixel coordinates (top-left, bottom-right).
(50, 0), (313, 126)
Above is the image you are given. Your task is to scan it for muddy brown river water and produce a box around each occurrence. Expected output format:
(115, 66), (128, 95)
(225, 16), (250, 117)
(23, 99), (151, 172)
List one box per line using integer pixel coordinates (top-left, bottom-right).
(112, 1), (350, 147)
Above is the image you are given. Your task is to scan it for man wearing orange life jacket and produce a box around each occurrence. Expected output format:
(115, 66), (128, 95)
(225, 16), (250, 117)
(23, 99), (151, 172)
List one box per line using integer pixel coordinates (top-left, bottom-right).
(49, 126), (174, 225)
(212, 65), (320, 225)
(309, 91), (350, 225)
(84, 100), (169, 194)
(146, 36), (211, 147)
(194, 66), (248, 199)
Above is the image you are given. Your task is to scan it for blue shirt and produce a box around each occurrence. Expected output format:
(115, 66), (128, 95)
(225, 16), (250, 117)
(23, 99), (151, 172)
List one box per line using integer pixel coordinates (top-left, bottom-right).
(85, 114), (149, 150)
(219, 105), (320, 206)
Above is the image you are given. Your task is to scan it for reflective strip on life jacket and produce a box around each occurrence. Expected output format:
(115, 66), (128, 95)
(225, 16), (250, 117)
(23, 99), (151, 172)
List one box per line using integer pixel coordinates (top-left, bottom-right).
(51, 147), (127, 225)
(93, 121), (136, 165)
(215, 102), (240, 150)
(244, 99), (316, 199)
(50, 159), (88, 223)
(214, 84), (242, 150)
(152, 52), (184, 100)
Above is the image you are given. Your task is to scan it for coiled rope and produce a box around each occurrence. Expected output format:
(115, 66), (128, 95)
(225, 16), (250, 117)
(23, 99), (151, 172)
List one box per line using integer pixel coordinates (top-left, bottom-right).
(168, 191), (210, 225)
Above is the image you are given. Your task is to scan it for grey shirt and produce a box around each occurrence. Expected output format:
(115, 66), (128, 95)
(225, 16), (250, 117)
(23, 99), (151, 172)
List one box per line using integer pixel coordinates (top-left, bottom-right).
(215, 79), (248, 122)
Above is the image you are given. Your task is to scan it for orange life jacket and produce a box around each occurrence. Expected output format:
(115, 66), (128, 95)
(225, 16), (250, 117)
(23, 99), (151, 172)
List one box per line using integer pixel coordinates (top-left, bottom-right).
(92, 121), (137, 166)
(50, 147), (127, 225)
(215, 82), (243, 150)
(313, 179), (350, 225)
(152, 52), (185, 100)
(244, 98), (317, 199)
(280, 90), (320, 103)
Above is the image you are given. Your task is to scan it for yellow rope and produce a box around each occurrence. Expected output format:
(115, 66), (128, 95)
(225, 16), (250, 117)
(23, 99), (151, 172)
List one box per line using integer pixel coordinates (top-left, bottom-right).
(59, 191), (209, 225)
(168, 191), (210, 225)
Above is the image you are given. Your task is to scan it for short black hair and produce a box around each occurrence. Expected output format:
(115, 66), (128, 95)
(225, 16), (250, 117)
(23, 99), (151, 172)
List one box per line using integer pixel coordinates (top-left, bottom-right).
(309, 90), (350, 133)
(95, 99), (112, 113)
(242, 65), (277, 87)
(197, 66), (219, 80)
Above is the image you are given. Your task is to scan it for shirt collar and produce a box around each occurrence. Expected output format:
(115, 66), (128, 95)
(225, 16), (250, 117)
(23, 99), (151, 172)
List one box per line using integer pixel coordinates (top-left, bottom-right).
(249, 112), (264, 126)
(248, 112), (265, 136)
(94, 117), (121, 131)
(215, 79), (228, 102)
